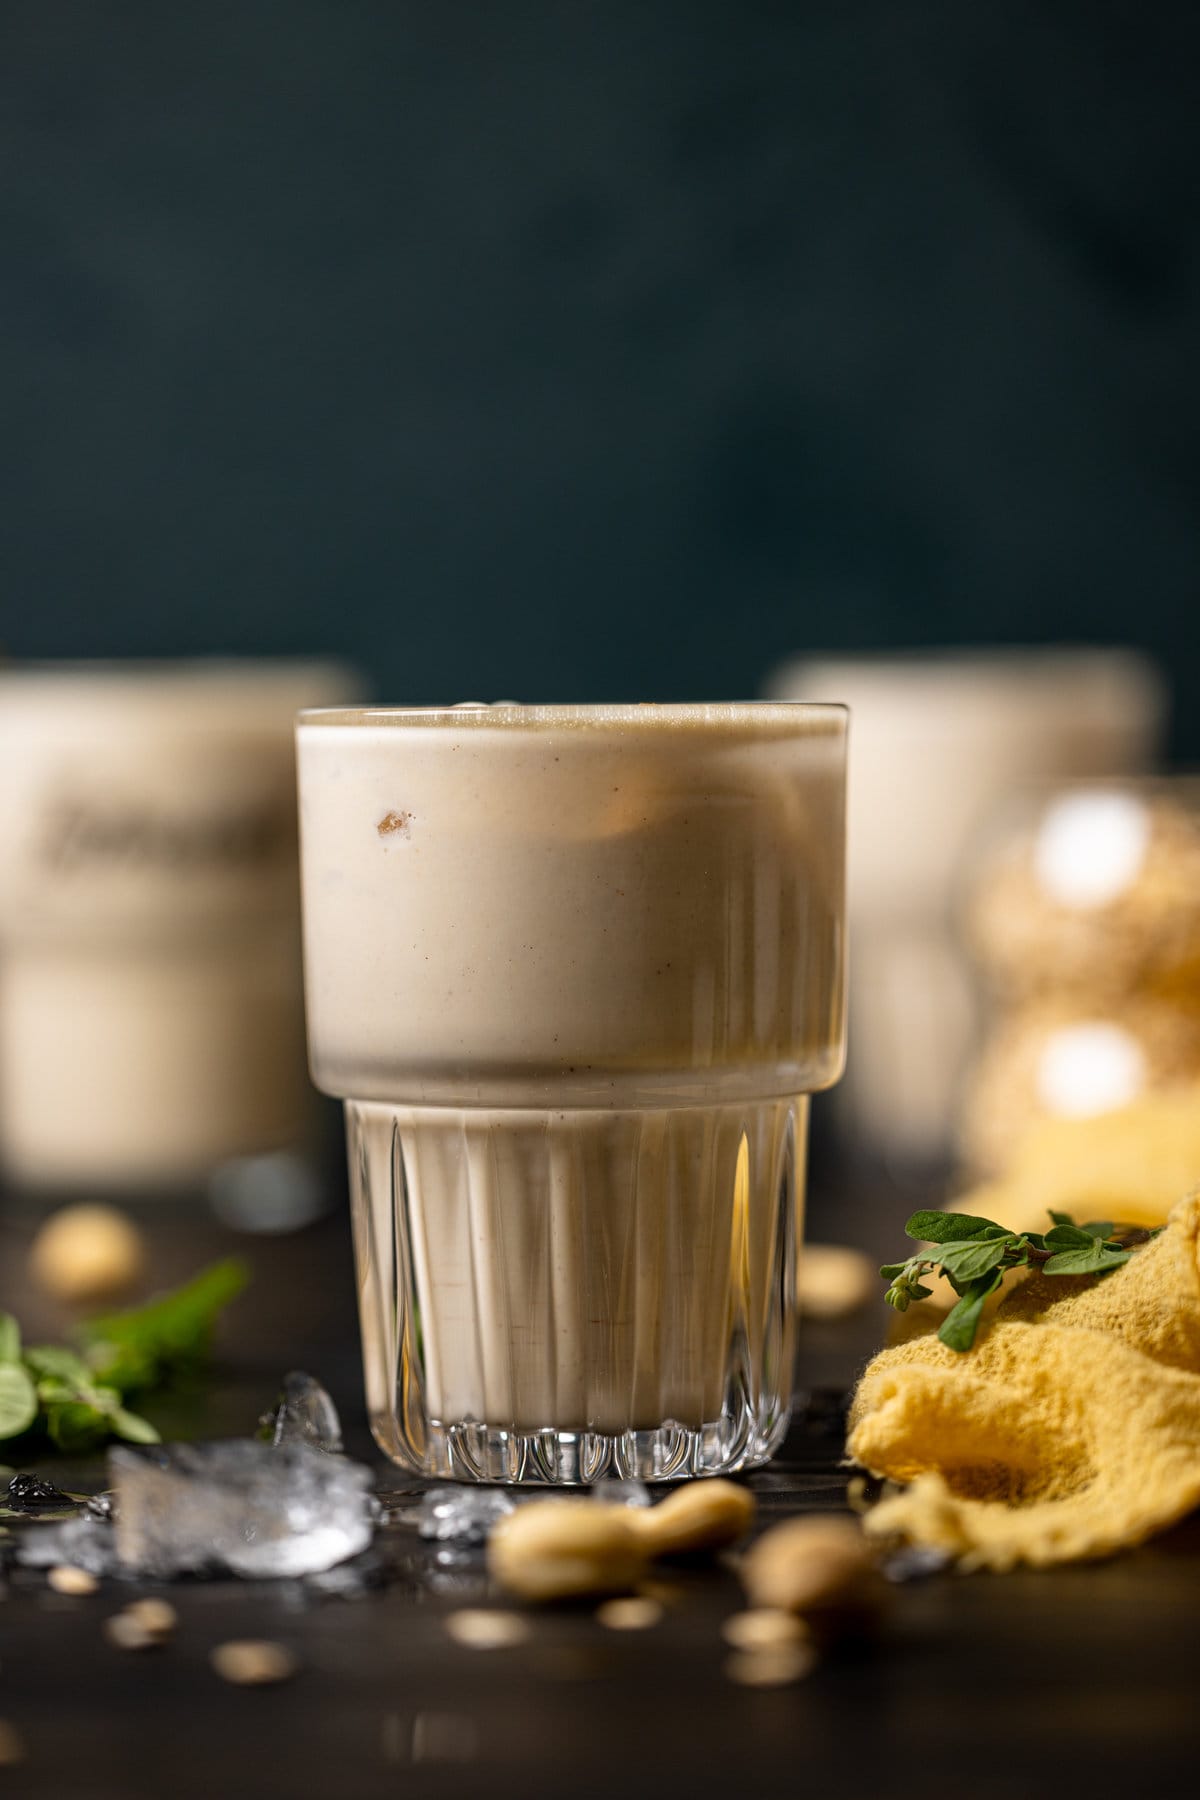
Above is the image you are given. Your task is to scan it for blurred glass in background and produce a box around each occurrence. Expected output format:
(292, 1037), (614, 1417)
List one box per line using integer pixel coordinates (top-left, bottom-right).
(0, 660), (358, 1224)
(962, 776), (1200, 1173)
(765, 649), (1167, 1168)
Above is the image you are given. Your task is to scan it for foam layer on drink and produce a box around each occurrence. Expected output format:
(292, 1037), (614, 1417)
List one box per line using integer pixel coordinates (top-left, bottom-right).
(297, 705), (846, 1109)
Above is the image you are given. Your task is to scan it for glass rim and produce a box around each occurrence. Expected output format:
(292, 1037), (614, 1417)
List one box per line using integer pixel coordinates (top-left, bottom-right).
(296, 700), (848, 730)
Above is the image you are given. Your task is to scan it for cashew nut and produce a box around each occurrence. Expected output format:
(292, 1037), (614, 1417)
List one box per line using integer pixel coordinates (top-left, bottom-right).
(740, 1514), (880, 1623)
(632, 1479), (756, 1557)
(488, 1500), (649, 1601)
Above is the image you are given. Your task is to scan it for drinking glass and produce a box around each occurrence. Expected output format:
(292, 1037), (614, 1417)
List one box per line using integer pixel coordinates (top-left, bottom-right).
(297, 703), (847, 1482)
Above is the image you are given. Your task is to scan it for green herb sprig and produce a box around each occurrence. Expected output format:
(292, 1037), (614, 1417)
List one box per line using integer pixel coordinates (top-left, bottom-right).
(881, 1211), (1150, 1353)
(0, 1257), (248, 1453)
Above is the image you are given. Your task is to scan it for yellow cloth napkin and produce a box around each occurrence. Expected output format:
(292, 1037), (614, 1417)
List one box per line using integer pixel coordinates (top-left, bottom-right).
(847, 1192), (1200, 1569)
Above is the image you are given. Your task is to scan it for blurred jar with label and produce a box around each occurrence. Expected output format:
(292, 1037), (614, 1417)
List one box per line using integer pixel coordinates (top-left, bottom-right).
(0, 661), (357, 1218)
(764, 650), (1167, 1167)
(961, 779), (1200, 1176)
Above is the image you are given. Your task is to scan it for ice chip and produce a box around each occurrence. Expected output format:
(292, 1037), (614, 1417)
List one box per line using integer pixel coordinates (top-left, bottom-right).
(111, 1441), (373, 1578)
(16, 1511), (119, 1578)
(267, 1370), (343, 1454)
(5, 1473), (78, 1515)
(591, 1478), (653, 1509)
(301, 1555), (386, 1601)
(422, 1545), (492, 1601)
(882, 1544), (952, 1584)
(415, 1485), (516, 1545)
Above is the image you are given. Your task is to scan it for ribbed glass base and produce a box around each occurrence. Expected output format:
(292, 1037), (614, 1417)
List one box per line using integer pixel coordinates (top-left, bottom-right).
(347, 1096), (807, 1484)
(391, 1412), (793, 1485)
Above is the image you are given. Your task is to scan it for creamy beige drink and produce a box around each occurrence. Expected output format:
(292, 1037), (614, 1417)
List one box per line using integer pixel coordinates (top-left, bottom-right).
(297, 703), (847, 1482)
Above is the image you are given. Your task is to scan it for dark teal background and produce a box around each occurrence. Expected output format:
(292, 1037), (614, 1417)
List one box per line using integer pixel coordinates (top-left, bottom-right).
(4, 3), (1198, 746)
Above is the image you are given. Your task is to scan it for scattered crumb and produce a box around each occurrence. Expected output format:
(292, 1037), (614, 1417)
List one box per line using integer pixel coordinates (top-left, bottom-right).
(104, 1613), (158, 1652)
(595, 1596), (663, 1632)
(48, 1565), (98, 1597)
(0, 1722), (25, 1767)
(724, 1644), (816, 1687)
(125, 1599), (178, 1639)
(443, 1609), (531, 1651)
(376, 810), (413, 838)
(720, 1609), (810, 1652)
(29, 1203), (145, 1305)
(211, 1640), (298, 1685)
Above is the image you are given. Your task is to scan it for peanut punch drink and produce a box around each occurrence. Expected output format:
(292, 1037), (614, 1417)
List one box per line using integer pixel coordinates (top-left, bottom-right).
(297, 704), (846, 1482)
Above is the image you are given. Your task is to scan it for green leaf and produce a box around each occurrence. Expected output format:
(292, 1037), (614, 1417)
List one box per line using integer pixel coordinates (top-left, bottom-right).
(1046, 1213), (1115, 1241)
(906, 1211), (1011, 1244)
(82, 1257), (249, 1394)
(1044, 1223), (1099, 1250)
(24, 1345), (93, 1386)
(937, 1238), (1014, 1284)
(0, 1314), (20, 1364)
(879, 1262), (911, 1280)
(937, 1269), (1005, 1352)
(44, 1402), (108, 1453)
(110, 1407), (160, 1445)
(1043, 1244), (1131, 1277)
(0, 1364), (38, 1439)
(1041, 1247), (1102, 1275)
(34, 1375), (81, 1406)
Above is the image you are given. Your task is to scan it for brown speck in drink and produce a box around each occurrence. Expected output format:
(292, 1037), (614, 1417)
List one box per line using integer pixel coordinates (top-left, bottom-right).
(377, 810), (413, 839)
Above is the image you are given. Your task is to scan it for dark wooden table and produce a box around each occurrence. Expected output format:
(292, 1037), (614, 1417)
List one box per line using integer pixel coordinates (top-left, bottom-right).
(2, 1158), (1198, 1800)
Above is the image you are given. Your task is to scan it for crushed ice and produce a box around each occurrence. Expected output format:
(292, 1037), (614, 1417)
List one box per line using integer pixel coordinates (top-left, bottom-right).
(16, 1372), (370, 1581)
(263, 1370), (344, 1455)
(110, 1440), (373, 1578)
(414, 1486), (517, 1545)
(590, 1478), (652, 1508)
